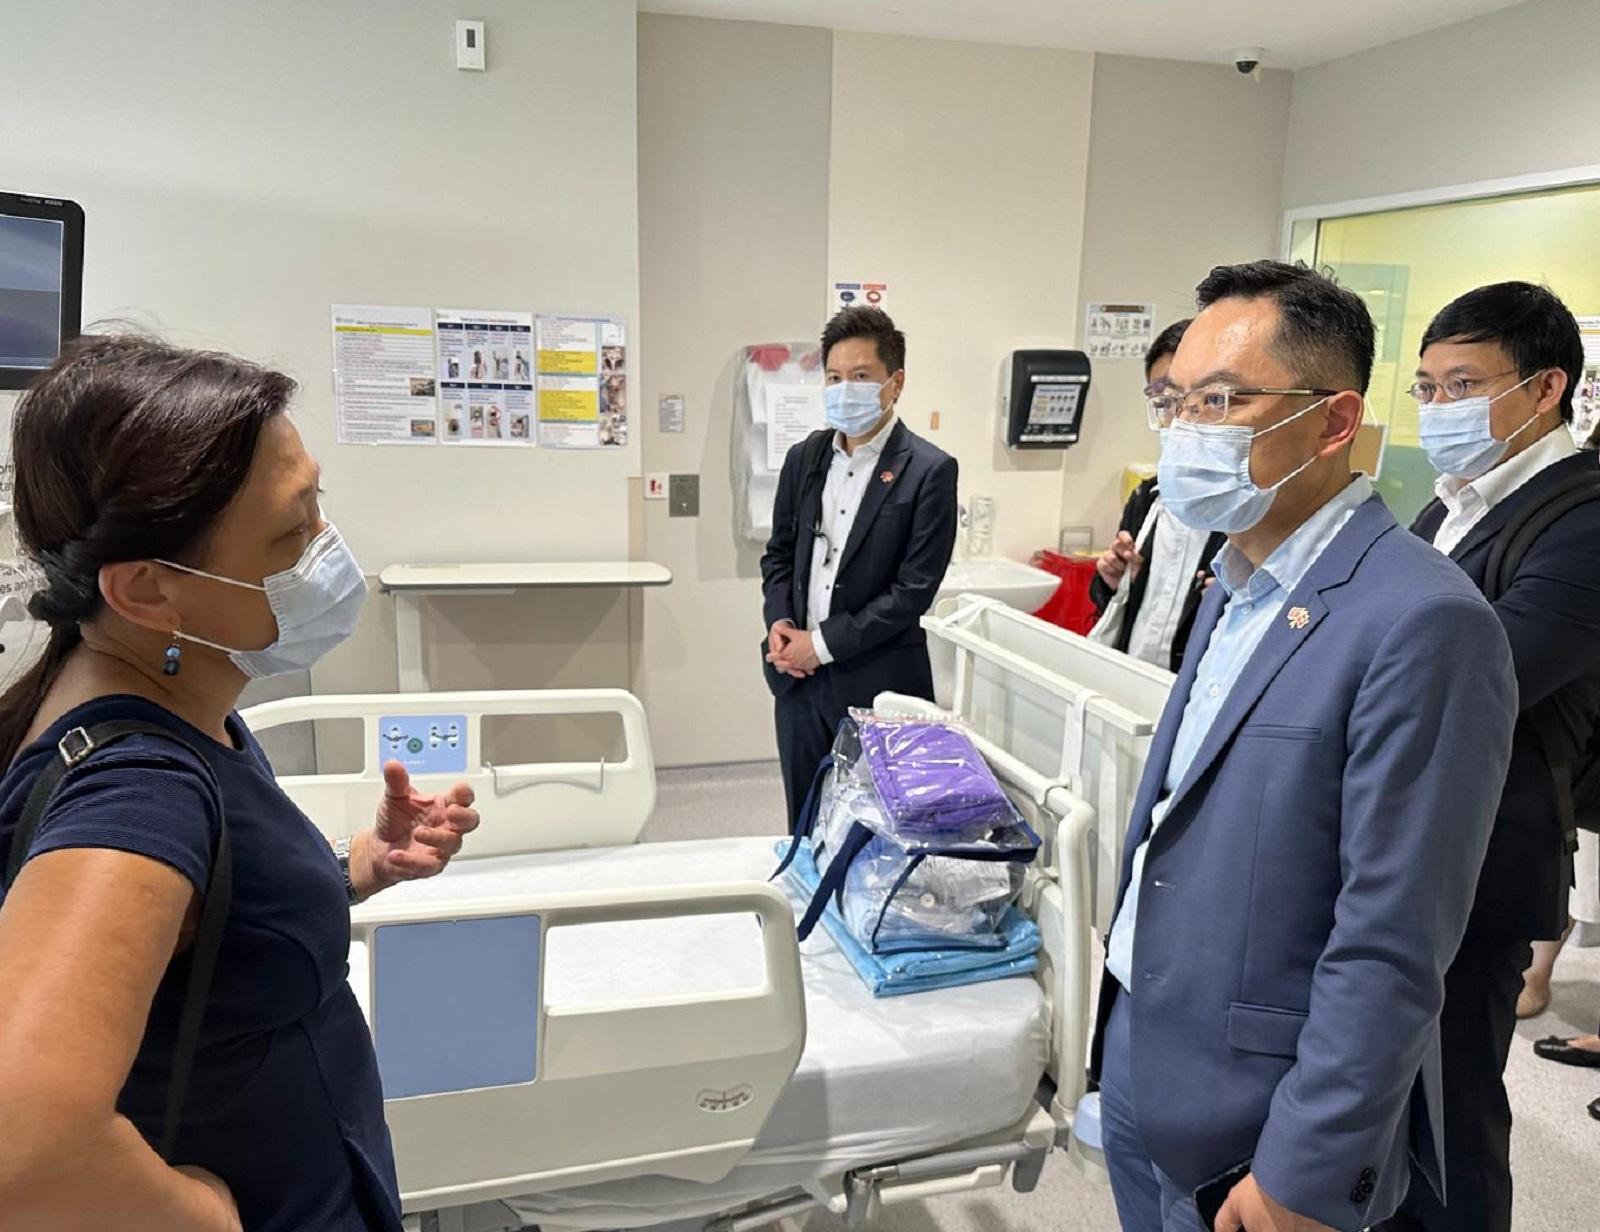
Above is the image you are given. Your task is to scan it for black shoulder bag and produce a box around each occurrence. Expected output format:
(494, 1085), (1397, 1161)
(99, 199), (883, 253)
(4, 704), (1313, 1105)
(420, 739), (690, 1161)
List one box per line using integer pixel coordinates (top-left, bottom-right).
(1484, 468), (1600, 841)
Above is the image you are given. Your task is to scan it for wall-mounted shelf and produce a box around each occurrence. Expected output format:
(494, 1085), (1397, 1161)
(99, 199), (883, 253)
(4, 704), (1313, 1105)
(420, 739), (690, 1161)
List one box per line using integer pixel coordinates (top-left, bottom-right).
(377, 561), (673, 691)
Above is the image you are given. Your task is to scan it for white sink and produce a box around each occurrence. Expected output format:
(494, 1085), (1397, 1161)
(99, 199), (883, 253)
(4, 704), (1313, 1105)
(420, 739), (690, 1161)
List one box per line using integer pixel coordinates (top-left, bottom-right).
(936, 557), (1059, 613)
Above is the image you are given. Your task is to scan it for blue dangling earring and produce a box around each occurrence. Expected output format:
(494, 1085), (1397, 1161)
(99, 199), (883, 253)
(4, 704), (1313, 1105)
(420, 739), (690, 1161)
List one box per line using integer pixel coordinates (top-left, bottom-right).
(163, 632), (183, 677)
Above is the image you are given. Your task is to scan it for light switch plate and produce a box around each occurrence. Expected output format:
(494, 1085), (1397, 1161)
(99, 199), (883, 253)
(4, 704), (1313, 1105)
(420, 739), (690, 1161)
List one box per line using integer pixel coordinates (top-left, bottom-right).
(644, 473), (668, 501)
(669, 474), (700, 518)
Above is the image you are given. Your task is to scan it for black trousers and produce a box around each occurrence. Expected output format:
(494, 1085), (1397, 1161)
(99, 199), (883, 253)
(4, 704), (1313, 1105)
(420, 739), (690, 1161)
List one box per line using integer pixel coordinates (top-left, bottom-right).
(772, 646), (934, 833)
(774, 673), (841, 833)
(1376, 937), (1532, 1232)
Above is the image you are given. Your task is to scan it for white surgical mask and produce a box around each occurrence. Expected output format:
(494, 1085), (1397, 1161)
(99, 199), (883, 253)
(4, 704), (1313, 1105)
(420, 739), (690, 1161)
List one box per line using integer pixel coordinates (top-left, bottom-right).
(1156, 397), (1330, 533)
(824, 379), (894, 437)
(159, 523), (368, 678)
(1418, 373), (1541, 480)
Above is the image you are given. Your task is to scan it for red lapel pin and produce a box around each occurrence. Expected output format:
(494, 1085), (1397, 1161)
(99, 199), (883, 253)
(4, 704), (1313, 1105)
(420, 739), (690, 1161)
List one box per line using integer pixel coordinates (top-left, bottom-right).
(879, 470), (895, 485)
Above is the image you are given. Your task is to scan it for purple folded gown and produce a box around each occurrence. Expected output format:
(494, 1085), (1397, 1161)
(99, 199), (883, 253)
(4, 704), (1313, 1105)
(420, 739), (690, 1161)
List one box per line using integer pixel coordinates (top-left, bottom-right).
(857, 717), (1016, 841)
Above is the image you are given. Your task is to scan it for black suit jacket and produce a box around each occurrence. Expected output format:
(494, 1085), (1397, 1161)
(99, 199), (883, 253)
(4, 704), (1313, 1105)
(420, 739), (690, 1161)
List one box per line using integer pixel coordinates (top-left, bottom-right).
(1412, 448), (1600, 942)
(1088, 477), (1226, 674)
(759, 420), (958, 697)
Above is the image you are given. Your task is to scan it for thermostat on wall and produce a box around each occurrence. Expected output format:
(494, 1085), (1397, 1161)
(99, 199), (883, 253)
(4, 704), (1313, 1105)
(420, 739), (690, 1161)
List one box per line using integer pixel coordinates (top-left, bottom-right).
(456, 20), (486, 71)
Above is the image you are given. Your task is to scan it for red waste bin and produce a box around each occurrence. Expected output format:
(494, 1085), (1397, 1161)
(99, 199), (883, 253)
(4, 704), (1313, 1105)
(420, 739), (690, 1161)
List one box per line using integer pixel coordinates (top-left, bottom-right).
(1030, 550), (1100, 635)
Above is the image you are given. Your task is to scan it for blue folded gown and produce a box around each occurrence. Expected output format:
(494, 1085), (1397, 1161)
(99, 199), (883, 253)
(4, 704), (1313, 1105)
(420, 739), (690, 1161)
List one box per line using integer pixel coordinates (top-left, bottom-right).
(777, 838), (1042, 998)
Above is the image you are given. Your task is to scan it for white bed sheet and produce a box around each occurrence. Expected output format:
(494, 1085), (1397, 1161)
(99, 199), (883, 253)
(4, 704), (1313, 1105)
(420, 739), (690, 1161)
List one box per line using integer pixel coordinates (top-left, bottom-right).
(348, 836), (1050, 1230)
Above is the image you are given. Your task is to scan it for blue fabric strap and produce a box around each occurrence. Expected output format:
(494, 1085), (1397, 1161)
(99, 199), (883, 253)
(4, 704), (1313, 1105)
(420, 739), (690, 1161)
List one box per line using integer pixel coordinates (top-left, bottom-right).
(772, 752), (834, 882)
(796, 819), (875, 942)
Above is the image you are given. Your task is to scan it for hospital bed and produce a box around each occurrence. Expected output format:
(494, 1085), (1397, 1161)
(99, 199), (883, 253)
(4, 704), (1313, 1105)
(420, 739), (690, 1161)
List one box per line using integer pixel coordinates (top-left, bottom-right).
(241, 597), (1172, 1232)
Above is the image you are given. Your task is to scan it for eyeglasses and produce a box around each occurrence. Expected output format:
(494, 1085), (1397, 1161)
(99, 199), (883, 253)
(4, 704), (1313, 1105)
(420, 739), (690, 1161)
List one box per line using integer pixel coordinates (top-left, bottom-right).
(1145, 385), (1339, 430)
(1406, 370), (1519, 406)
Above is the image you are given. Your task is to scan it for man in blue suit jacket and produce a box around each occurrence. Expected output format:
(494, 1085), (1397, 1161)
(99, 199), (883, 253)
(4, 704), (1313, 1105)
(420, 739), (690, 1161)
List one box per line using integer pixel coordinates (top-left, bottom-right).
(1089, 261), (1518, 1232)
(760, 307), (958, 830)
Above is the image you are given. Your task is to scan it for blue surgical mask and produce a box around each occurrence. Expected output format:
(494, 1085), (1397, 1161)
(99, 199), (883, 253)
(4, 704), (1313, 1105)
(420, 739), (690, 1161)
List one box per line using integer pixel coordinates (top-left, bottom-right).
(159, 523), (368, 678)
(1418, 373), (1540, 480)
(1157, 397), (1330, 533)
(825, 379), (893, 437)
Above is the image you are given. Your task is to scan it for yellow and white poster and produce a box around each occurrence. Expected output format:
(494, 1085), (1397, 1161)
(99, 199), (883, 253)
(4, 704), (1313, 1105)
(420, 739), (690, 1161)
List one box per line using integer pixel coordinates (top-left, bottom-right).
(535, 315), (627, 449)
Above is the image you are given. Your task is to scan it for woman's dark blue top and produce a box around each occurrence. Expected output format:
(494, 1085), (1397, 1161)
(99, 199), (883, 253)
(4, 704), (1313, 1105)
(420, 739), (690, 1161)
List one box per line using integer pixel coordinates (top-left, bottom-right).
(0, 695), (402, 1231)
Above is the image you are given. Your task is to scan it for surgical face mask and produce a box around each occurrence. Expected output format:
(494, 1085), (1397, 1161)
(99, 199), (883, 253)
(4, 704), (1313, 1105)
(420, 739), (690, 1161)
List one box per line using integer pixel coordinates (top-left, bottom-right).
(1418, 373), (1541, 480)
(1156, 397), (1330, 534)
(824, 379), (893, 437)
(159, 524), (368, 678)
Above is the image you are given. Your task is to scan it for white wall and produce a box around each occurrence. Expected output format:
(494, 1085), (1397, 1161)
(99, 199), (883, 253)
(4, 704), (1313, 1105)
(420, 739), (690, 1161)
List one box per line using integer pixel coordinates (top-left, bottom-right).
(1284, 0), (1600, 209)
(827, 32), (1095, 561)
(1, 0), (641, 765)
(0, 0), (640, 573)
(635, 15), (833, 767)
(1069, 55), (1293, 541)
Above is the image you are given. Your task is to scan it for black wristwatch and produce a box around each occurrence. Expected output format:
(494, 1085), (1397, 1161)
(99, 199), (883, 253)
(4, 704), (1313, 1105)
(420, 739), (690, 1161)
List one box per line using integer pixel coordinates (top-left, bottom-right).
(333, 835), (360, 905)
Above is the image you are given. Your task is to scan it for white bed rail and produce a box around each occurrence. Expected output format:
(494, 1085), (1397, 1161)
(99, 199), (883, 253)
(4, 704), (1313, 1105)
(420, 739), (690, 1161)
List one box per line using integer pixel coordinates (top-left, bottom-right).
(875, 692), (1096, 1129)
(349, 880), (805, 1213)
(923, 596), (1173, 930)
(241, 689), (655, 856)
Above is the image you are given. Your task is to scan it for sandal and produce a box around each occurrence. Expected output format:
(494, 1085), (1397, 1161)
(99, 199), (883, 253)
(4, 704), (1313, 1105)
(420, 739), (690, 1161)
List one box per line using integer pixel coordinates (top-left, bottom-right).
(1533, 1036), (1600, 1067)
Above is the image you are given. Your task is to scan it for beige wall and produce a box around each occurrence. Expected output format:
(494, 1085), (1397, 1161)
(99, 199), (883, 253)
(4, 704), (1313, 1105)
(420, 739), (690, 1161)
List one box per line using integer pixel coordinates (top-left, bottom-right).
(1284, 0), (1600, 210)
(828, 32), (1096, 561)
(633, 24), (1096, 767)
(1069, 55), (1293, 542)
(634, 14), (834, 767)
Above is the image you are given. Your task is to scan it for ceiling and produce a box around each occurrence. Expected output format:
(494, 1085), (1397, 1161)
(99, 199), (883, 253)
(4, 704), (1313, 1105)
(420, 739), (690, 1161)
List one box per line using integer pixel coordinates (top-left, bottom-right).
(637, 0), (1529, 70)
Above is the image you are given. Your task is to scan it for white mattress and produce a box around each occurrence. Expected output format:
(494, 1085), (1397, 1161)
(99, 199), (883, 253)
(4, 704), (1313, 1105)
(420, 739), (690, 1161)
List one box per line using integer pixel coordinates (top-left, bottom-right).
(349, 836), (1050, 1230)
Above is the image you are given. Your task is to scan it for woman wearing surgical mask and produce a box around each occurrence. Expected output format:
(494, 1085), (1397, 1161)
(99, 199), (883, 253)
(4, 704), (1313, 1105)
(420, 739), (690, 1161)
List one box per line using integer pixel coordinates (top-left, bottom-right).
(0, 336), (480, 1231)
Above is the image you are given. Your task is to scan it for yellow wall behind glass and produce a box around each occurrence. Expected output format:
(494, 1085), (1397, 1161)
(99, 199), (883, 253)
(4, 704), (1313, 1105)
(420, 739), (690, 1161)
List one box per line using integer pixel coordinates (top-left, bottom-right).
(1315, 182), (1600, 520)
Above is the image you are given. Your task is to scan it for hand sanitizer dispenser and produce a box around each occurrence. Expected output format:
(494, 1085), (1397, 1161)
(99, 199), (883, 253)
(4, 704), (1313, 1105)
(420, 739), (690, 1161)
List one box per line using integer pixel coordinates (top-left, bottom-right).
(1001, 349), (1091, 450)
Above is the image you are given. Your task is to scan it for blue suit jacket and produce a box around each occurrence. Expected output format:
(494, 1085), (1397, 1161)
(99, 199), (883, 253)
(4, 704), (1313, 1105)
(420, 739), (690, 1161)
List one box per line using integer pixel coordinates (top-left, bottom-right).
(1088, 495), (1517, 1230)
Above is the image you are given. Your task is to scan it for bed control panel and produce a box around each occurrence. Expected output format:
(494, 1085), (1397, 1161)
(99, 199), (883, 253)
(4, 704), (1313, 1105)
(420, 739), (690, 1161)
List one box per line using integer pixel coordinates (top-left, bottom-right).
(378, 712), (468, 776)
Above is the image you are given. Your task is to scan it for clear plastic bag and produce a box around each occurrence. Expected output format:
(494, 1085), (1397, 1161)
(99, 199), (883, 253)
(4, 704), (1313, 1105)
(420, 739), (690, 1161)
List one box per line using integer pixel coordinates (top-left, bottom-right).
(805, 711), (1039, 953)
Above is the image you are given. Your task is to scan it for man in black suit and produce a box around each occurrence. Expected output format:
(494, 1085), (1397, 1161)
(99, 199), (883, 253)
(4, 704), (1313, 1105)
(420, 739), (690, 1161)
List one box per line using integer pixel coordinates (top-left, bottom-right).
(1089, 319), (1227, 674)
(759, 307), (958, 831)
(1379, 282), (1600, 1232)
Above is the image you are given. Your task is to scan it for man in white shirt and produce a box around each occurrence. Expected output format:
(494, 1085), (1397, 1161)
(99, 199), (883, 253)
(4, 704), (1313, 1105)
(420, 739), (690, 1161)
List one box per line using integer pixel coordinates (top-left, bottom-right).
(759, 308), (958, 830)
(1091, 319), (1227, 673)
(1381, 282), (1600, 1232)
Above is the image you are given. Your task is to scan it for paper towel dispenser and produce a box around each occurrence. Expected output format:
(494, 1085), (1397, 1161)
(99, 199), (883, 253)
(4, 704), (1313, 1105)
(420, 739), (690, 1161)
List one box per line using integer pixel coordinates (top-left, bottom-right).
(1001, 349), (1091, 450)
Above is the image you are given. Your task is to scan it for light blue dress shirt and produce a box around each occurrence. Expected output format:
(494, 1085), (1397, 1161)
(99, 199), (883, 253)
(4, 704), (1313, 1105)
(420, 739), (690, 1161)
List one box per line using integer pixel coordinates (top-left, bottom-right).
(1106, 476), (1374, 992)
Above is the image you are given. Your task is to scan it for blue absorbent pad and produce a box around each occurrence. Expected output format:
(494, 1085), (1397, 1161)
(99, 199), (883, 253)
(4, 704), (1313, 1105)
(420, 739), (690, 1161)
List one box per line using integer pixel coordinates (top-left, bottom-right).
(777, 838), (1042, 998)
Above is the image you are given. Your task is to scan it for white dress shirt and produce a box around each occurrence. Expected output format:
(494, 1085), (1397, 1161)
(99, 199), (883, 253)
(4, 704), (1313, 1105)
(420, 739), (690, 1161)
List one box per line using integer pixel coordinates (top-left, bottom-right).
(806, 416), (895, 666)
(1125, 502), (1211, 670)
(1431, 426), (1580, 556)
(1106, 475), (1374, 992)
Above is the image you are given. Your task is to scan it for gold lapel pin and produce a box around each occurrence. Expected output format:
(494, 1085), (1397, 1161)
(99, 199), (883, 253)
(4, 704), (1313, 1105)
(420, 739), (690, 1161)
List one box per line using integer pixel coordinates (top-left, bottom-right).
(1287, 606), (1311, 630)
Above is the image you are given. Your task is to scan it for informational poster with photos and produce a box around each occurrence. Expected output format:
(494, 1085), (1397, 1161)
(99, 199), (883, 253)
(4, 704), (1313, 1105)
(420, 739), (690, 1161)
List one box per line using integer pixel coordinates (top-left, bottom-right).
(535, 315), (627, 449)
(331, 305), (439, 445)
(435, 309), (535, 447)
